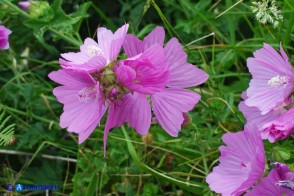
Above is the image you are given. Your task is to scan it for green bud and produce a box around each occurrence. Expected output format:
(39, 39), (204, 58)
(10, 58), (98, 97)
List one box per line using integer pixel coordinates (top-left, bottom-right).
(101, 69), (116, 86)
(28, 1), (53, 22)
(271, 147), (291, 163)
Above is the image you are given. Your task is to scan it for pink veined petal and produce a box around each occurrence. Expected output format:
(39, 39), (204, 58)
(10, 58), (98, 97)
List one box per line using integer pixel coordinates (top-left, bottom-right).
(164, 38), (208, 88)
(123, 34), (143, 57)
(61, 52), (90, 65)
(103, 101), (126, 155)
(80, 37), (100, 54)
(53, 86), (78, 104)
(253, 43), (288, 72)
(97, 27), (113, 61)
(143, 26), (165, 50)
(103, 93), (151, 155)
(59, 84), (103, 133)
(108, 23), (129, 61)
(81, 55), (107, 72)
(151, 88), (200, 136)
(245, 87), (293, 115)
(48, 69), (95, 88)
(123, 93), (151, 136)
(60, 54), (107, 73)
(78, 104), (108, 144)
(97, 24), (129, 61)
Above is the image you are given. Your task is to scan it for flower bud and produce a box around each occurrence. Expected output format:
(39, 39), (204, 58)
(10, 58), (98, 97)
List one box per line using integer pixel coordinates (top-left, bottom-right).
(28, 1), (53, 21)
(18, 1), (31, 12)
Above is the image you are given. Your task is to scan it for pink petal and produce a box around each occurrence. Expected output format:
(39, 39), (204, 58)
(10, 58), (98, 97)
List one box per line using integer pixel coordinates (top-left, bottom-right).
(164, 38), (208, 88)
(103, 93), (151, 154)
(61, 52), (90, 65)
(97, 24), (129, 61)
(0, 25), (12, 50)
(152, 88), (200, 136)
(123, 93), (151, 136)
(48, 69), (95, 88)
(59, 84), (103, 133)
(78, 104), (108, 144)
(123, 34), (143, 57)
(109, 23), (129, 61)
(80, 38), (100, 54)
(143, 26), (165, 50)
(103, 101), (126, 154)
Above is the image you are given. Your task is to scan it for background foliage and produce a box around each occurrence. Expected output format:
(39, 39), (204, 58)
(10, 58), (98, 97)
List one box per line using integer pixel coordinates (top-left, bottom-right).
(0, 0), (294, 195)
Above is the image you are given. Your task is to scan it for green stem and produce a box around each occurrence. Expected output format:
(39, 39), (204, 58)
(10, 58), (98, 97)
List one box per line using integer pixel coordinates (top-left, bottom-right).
(122, 126), (206, 191)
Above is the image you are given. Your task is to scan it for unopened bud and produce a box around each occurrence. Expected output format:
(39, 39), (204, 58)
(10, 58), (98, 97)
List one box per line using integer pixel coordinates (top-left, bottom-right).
(28, 1), (53, 21)
(101, 69), (116, 86)
(18, 1), (31, 12)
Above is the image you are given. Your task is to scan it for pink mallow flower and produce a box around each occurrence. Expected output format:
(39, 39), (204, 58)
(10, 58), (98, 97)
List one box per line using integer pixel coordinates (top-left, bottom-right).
(246, 163), (294, 195)
(48, 69), (105, 144)
(206, 125), (265, 196)
(0, 25), (11, 50)
(239, 92), (294, 143)
(18, 1), (31, 12)
(103, 27), (208, 152)
(245, 43), (294, 115)
(60, 24), (129, 73)
(261, 107), (294, 142)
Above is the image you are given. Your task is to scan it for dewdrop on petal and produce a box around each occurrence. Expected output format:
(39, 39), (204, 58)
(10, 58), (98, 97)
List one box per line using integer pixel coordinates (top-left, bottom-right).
(251, 0), (283, 28)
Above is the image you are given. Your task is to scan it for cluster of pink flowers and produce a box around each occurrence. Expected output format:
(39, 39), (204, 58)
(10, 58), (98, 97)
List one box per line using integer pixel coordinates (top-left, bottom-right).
(48, 24), (208, 153)
(206, 44), (294, 195)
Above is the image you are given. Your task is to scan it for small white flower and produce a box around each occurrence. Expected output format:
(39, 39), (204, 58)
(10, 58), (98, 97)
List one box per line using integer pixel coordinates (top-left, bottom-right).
(251, 0), (283, 28)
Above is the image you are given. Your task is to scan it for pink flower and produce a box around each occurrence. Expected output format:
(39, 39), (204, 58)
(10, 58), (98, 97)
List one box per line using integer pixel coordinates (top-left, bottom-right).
(115, 44), (170, 94)
(206, 126), (265, 196)
(261, 107), (294, 142)
(0, 25), (11, 50)
(18, 1), (31, 12)
(60, 24), (129, 73)
(103, 27), (208, 152)
(245, 43), (294, 115)
(246, 163), (294, 195)
(48, 69), (105, 144)
(239, 92), (294, 142)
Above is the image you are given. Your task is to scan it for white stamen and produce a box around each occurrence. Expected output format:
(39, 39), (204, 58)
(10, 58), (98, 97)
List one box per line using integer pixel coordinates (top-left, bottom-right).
(276, 180), (294, 191)
(87, 45), (103, 56)
(268, 75), (287, 88)
(77, 87), (97, 103)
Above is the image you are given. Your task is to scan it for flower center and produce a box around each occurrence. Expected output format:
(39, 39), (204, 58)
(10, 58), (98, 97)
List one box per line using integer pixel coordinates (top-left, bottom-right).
(268, 75), (288, 88)
(77, 87), (97, 103)
(87, 45), (103, 56)
(241, 162), (252, 173)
